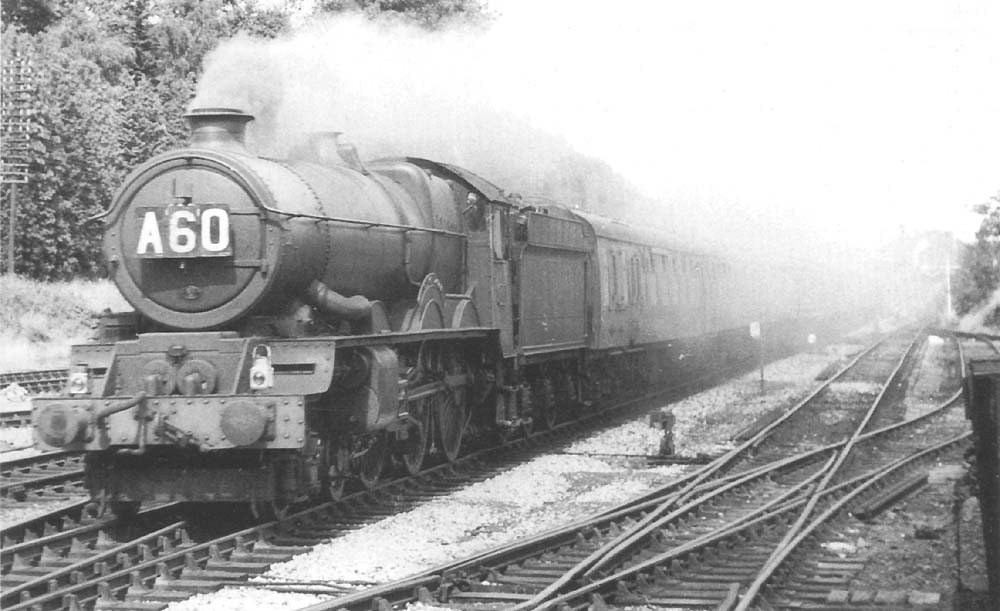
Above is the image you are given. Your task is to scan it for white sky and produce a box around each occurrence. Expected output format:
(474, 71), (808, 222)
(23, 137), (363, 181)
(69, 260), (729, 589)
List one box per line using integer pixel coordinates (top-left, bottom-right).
(260, 0), (998, 250)
(480, 0), (999, 246)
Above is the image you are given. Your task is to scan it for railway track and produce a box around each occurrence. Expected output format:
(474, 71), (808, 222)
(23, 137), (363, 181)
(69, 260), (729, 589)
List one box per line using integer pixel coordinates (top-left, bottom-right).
(0, 410), (33, 428)
(732, 328), (922, 470)
(0, 451), (86, 502)
(0, 500), (96, 548)
(0, 361), (730, 611)
(0, 503), (185, 608)
(276, 400), (964, 611)
(0, 368), (67, 397)
(561, 432), (969, 611)
(267, 326), (963, 611)
(2, 327), (951, 610)
(0, 368), (68, 429)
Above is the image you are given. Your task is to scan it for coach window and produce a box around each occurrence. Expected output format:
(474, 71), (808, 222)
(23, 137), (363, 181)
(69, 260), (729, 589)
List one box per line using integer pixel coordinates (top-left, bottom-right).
(629, 255), (638, 305)
(640, 255), (647, 305)
(667, 256), (676, 307)
(676, 258), (684, 308)
(624, 255), (631, 305)
(609, 250), (618, 307)
(656, 255), (665, 306)
(677, 258), (684, 308)
(607, 250), (614, 306)
(636, 255), (642, 304)
(684, 258), (692, 308)
(618, 250), (626, 307)
(635, 255), (641, 304)
(624, 252), (632, 306)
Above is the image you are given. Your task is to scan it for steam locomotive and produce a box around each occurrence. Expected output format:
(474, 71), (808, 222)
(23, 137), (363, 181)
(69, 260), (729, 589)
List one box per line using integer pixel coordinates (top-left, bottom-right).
(32, 108), (862, 519)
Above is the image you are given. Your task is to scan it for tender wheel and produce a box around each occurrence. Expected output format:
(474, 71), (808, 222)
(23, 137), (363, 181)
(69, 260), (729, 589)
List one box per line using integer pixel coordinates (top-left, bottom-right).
(435, 391), (466, 462)
(535, 377), (558, 430)
(397, 400), (429, 475)
(352, 433), (387, 489)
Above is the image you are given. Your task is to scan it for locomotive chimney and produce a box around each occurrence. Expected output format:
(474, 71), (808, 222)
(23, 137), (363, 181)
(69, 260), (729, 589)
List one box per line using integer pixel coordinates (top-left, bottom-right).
(184, 108), (254, 151)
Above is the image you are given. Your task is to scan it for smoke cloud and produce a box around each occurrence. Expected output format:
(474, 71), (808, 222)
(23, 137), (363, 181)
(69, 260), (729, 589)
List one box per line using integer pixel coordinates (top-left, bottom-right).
(190, 6), (959, 279)
(192, 15), (642, 223)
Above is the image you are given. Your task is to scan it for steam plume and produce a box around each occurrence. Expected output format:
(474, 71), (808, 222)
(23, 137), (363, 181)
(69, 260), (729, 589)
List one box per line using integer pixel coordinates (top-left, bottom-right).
(191, 15), (638, 214)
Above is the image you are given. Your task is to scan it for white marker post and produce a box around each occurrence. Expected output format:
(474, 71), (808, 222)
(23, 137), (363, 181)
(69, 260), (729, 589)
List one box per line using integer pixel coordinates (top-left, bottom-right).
(750, 321), (764, 394)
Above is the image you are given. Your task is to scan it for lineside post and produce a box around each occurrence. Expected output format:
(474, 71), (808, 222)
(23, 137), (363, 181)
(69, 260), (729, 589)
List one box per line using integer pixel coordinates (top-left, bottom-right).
(750, 321), (764, 394)
(1, 50), (34, 275)
(7, 183), (16, 275)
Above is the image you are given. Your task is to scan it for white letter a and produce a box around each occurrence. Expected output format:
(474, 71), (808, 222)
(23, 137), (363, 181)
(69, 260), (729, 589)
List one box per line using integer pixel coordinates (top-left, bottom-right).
(137, 211), (163, 255)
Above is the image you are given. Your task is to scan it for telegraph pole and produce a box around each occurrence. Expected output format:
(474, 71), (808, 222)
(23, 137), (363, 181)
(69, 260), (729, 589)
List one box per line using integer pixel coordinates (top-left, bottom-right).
(1, 51), (34, 275)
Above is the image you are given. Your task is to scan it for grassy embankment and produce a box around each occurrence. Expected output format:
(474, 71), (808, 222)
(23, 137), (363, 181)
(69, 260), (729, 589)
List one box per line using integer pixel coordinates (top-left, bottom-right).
(0, 276), (131, 373)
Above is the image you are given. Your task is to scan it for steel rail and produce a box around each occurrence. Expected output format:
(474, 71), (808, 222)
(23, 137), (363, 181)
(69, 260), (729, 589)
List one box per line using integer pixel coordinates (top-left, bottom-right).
(0, 334), (876, 610)
(537, 431), (970, 611)
(0, 521), (190, 609)
(0, 409), (32, 427)
(290, 453), (838, 611)
(0, 451), (85, 501)
(280, 328), (939, 611)
(595, 385), (961, 523)
(729, 327), (926, 610)
(286, 383), (962, 611)
(0, 500), (94, 548)
(731, 430), (971, 611)
(5, 358), (742, 611)
(504, 328), (917, 609)
(0, 501), (181, 575)
(0, 368), (68, 395)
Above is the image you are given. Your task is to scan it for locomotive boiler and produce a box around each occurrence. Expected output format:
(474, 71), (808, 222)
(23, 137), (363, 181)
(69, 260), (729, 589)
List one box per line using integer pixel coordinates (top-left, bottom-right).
(32, 106), (860, 519)
(106, 108), (466, 330)
(32, 108), (504, 518)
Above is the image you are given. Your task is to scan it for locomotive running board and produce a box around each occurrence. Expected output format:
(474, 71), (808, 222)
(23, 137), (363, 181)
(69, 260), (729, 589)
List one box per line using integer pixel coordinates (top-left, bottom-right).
(329, 326), (497, 348)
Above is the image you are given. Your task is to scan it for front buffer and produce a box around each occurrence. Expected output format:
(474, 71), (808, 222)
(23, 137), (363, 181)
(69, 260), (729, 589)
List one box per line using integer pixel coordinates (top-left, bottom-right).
(30, 331), (389, 517)
(34, 391), (307, 507)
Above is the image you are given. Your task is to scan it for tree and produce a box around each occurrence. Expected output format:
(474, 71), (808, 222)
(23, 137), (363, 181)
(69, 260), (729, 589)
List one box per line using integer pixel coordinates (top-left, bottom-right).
(1, 8), (133, 279)
(954, 192), (1000, 327)
(1, 0), (292, 279)
(1, 0), (62, 34)
(318, 0), (493, 29)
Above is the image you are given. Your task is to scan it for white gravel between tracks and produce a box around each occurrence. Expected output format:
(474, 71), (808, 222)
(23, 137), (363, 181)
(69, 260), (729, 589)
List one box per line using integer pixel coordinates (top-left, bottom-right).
(166, 340), (868, 611)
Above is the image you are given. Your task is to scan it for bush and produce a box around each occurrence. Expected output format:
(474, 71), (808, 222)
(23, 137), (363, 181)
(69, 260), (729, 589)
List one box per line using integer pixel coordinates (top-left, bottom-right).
(0, 276), (130, 372)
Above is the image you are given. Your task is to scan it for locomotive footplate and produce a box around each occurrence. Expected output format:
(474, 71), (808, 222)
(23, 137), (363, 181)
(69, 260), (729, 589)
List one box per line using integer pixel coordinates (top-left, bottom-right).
(33, 393), (307, 453)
